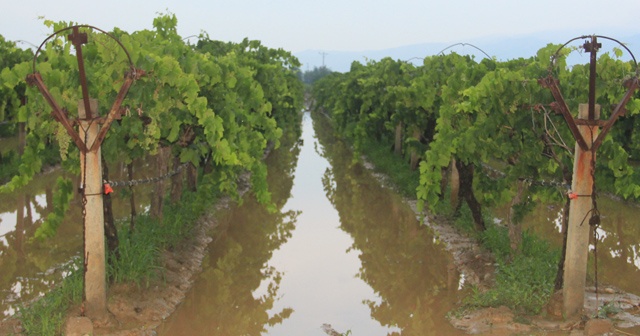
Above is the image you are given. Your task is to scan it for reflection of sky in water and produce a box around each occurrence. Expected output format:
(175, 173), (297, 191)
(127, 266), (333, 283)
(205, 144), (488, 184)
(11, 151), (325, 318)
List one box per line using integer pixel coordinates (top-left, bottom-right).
(257, 114), (401, 336)
(546, 203), (640, 276)
(0, 191), (76, 319)
(458, 272), (467, 290)
(11, 281), (21, 298)
(553, 209), (563, 233)
(588, 228), (609, 253)
(0, 193), (47, 238)
(3, 306), (15, 318)
(0, 212), (15, 238)
(1, 159), (152, 320)
(2, 280), (22, 319)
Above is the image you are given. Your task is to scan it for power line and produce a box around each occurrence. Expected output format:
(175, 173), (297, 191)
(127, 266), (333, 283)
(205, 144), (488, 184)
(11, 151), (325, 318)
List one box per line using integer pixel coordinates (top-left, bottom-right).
(319, 51), (328, 67)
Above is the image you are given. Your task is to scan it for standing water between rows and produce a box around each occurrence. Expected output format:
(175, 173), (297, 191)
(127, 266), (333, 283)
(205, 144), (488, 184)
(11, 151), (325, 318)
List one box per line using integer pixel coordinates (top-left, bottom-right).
(0, 155), (156, 319)
(157, 111), (464, 335)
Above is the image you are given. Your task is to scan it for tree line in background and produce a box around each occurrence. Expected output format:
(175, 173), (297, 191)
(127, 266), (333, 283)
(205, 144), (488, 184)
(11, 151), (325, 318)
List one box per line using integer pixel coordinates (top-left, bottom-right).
(299, 65), (333, 85)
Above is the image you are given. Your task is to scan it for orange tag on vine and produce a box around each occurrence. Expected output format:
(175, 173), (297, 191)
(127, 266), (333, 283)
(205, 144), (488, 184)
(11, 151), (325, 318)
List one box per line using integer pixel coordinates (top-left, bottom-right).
(568, 192), (578, 200)
(104, 183), (114, 195)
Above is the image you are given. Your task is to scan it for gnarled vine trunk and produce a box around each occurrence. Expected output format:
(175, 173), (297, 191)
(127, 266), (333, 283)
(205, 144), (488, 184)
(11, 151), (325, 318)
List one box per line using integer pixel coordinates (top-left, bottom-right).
(170, 156), (183, 203)
(127, 162), (136, 231)
(150, 147), (171, 220)
(455, 160), (485, 231)
(102, 157), (119, 261)
(508, 180), (526, 254)
(394, 122), (403, 156)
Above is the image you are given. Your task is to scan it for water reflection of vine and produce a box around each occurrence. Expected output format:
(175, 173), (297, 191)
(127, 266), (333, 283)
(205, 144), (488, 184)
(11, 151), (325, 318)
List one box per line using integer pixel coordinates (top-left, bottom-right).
(0, 158), (157, 319)
(311, 111), (462, 335)
(158, 128), (302, 335)
(0, 175), (81, 319)
(503, 196), (640, 296)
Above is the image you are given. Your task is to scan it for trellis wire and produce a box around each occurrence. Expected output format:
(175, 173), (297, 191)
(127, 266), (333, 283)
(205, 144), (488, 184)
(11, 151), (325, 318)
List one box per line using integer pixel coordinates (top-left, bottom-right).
(480, 163), (571, 190)
(106, 163), (189, 188)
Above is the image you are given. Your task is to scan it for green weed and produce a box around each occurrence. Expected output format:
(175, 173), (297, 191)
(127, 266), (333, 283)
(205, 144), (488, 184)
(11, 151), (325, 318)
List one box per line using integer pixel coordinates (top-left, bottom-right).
(108, 188), (219, 286)
(597, 301), (622, 318)
(479, 224), (511, 261)
(108, 217), (162, 287)
(451, 203), (481, 234)
(18, 261), (83, 336)
(19, 187), (220, 335)
(358, 138), (420, 198)
(466, 226), (560, 315)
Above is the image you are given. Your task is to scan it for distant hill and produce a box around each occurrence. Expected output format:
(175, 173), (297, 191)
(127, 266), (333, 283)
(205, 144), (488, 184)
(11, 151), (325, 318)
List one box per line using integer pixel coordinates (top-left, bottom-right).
(295, 32), (640, 73)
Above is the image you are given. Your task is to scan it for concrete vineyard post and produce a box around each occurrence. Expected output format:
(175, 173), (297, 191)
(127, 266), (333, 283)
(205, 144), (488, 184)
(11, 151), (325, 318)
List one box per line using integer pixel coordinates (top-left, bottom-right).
(78, 99), (108, 320)
(563, 103), (599, 318)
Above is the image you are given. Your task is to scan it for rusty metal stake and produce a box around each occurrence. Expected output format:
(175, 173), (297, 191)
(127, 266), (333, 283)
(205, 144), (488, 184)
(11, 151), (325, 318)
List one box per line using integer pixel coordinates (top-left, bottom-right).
(69, 27), (92, 120)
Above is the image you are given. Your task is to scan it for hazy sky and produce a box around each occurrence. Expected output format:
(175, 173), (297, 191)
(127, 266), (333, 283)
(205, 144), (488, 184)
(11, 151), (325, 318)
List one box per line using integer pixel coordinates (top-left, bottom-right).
(2, 0), (640, 53)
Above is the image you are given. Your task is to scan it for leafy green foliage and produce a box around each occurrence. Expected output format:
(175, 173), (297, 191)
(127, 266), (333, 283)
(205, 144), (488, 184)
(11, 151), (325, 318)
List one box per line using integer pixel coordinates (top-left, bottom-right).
(0, 14), (304, 332)
(300, 66), (333, 85)
(310, 39), (640, 317)
(312, 44), (640, 226)
(358, 137), (420, 198)
(0, 35), (32, 125)
(1, 13), (303, 237)
(34, 177), (74, 239)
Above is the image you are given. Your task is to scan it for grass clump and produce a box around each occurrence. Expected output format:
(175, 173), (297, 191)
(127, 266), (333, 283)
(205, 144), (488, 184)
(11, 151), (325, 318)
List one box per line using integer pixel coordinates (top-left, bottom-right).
(18, 261), (83, 336)
(108, 188), (219, 286)
(467, 226), (560, 315)
(352, 130), (560, 316)
(358, 138), (420, 198)
(19, 186), (220, 335)
(107, 218), (162, 287)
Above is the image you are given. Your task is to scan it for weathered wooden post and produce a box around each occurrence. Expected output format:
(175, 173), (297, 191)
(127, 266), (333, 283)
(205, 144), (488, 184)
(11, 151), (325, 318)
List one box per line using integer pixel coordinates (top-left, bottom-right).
(563, 103), (599, 318)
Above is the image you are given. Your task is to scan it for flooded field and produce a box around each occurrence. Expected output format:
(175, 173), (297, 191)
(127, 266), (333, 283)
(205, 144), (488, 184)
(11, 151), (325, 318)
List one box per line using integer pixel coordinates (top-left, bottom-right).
(157, 112), (464, 335)
(2, 111), (640, 335)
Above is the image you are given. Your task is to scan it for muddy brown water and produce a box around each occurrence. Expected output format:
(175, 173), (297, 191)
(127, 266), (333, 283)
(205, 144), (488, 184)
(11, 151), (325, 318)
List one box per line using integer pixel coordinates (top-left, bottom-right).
(0, 149), (155, 319)
(502, 196), (640, 297)
(157, 112), (464, 335)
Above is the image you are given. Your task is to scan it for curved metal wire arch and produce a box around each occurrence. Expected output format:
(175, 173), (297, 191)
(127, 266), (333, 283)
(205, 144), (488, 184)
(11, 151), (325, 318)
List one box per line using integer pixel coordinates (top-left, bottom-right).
(549, 34), (639, 76)
(438, 42), (491, 59)
(31, 24), (134, 74)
